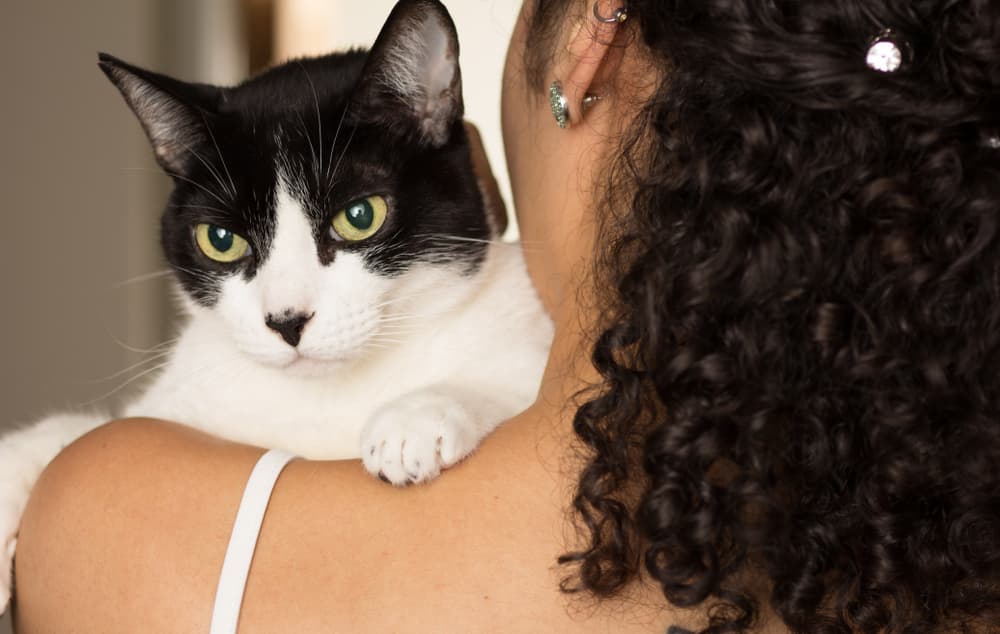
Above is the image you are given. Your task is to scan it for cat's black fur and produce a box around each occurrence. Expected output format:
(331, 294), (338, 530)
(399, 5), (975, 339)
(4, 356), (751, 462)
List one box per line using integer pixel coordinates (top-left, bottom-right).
(98, 0), (491, 307)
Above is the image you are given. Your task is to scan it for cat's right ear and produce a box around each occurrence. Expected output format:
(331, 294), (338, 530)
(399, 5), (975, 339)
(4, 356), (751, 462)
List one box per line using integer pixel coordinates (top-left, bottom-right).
(98, 53), (222, 175)
(353, 0), (463, 147)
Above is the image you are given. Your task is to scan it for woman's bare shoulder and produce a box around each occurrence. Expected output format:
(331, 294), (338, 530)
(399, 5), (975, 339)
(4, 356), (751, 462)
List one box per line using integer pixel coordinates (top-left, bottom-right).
(13, 417), (687, 633)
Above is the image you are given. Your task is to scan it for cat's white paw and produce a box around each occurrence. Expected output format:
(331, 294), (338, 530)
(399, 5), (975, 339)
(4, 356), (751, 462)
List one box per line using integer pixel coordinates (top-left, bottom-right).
(361, 390), (479, 486)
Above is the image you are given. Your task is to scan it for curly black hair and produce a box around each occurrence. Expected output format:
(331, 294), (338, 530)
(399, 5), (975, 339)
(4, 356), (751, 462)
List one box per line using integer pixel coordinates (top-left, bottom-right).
(528, 0), (1000, 632)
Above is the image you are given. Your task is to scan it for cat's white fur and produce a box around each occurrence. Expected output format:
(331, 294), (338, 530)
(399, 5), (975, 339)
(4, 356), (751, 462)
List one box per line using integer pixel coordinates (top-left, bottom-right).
(0, 179), (552, 612)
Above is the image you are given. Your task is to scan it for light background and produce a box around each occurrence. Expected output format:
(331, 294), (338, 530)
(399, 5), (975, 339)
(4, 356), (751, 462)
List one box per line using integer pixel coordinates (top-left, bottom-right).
(0, 1), (519, 631)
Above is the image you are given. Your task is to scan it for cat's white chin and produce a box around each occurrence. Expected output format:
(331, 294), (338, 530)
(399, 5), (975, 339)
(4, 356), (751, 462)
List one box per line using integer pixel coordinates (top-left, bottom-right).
(277, 353), (353, 378)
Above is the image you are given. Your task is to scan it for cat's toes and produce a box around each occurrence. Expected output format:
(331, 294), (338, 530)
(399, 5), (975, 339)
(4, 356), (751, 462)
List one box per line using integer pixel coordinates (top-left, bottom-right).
(364, 427), (440, 486)
(401, 434), (440, 484)
(361, 391), (475, 485)
(369, 429), (441, 486)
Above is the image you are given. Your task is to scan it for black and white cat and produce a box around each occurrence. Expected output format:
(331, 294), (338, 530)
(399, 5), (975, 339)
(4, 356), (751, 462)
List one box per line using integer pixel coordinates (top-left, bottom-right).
(0, 0), (551, 612)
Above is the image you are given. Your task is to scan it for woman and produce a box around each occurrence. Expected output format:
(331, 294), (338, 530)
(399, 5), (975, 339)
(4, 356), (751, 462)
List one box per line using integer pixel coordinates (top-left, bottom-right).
(13, 0), (1000, 631)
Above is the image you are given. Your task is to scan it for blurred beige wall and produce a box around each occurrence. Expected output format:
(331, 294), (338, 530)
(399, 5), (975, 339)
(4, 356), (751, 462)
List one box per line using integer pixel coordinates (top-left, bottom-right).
(1, 0), (244, 630)
(1, 0), (170, 434)
(1, 0), (248, 432)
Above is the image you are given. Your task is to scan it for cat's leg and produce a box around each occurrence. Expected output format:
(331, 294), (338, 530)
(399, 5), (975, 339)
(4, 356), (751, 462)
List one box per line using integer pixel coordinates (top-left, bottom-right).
(0, 411), (109, 614)
(360, 384), (516, 485)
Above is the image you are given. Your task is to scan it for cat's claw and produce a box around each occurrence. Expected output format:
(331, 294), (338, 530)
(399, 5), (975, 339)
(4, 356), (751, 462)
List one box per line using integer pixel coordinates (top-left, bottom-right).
(361, 390), (479, 486)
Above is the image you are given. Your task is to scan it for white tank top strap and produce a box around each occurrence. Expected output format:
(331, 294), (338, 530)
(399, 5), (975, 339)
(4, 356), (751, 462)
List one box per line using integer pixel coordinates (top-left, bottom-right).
(209, 448), (298, 634)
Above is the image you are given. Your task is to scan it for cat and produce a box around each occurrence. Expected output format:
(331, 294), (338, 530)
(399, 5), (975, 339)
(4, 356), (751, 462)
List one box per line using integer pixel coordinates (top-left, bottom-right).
(0, 0), (551, 613)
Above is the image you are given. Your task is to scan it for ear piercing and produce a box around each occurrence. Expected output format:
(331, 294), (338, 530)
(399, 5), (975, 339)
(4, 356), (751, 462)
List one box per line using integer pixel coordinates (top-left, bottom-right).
(549, 3), (627, 129)
(549, 81), (601, 129)
(549, 80), (570, 129)
(593, 2), (628, 24)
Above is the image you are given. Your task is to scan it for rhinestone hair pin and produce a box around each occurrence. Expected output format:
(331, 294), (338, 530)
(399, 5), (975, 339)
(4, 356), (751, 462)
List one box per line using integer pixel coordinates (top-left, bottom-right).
(866, 28), (912, 73)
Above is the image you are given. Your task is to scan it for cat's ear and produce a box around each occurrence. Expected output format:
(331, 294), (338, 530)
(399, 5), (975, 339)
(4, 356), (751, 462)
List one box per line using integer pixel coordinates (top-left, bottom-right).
(354, 0), (463, 147)
(98, 53), (222, 175)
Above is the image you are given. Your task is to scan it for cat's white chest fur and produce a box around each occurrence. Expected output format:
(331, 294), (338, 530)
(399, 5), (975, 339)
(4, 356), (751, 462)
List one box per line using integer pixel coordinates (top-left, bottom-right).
(0, 243), (550, 611)
(126, 243), (552, 463)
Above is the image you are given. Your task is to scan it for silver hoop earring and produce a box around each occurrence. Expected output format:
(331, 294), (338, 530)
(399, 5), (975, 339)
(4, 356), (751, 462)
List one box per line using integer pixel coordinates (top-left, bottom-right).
(593, 2), (628, 24)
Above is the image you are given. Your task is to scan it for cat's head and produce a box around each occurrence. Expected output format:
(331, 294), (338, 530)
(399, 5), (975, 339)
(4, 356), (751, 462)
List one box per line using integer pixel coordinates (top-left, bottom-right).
(100, 0), (496, 375)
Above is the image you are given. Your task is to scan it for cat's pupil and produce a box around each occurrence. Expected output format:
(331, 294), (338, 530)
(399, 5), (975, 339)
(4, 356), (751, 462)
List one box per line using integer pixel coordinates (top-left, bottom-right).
(209, 226), (234, 252)
(346, 201), (374, 230)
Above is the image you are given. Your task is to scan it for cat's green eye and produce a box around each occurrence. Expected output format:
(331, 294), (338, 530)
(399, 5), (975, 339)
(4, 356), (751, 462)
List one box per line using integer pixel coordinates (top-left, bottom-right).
(195, 224), (251, 263)
(331, 196), (388, 242)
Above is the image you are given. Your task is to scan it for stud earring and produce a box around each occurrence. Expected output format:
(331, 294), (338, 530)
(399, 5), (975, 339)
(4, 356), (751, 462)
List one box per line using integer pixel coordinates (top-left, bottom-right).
(549, 80), (570, 129)
(549, 81), (602, 129)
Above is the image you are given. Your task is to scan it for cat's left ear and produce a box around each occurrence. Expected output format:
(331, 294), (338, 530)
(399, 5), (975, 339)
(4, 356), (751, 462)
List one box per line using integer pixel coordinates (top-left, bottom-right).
(354, 0), (463, 147)
(98, 53), (223, 175)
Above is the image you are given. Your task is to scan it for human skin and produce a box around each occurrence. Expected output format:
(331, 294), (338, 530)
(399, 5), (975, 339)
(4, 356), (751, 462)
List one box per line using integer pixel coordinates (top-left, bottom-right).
(12, 2), (782, 632)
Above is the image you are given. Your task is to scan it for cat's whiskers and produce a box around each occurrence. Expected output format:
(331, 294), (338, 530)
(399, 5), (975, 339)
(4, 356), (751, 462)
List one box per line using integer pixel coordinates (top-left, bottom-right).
(200, 112), (238, 198)
(362, 334), (407, 349)
(165, 170), (230, 207)
(83, 350), (174, 385)
(369, 296), (434, 312)
(294, 111), (320, 189)
(178, 139), (236, 201)
(122, 166), (230, 208)
(173, 265), (223, 285)
(326, 123), (358, 199)
(78, 359), (173, 407)
(368, 287), (472, 312)
(369, 333), (419, 345)
(364, 340), (403, 349)
(296, 62), (324, 190)
(416, 233), (546, 254)
(168, 203), (234, 217)
(360, 342), (396, 353)
(373, 314), (423, 324)
(373, 323), (420, 332)
(371, 328), (423, 338)
(108, 335), (179, 356)
(325, 104), (349, 185)
(110, 269), (174, 289)
(414, 233), (497, 245)
(89, 345), (252, 409)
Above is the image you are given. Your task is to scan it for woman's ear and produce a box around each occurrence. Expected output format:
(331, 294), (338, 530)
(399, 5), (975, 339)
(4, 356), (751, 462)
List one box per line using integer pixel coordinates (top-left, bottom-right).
(560, 0), (629, 127)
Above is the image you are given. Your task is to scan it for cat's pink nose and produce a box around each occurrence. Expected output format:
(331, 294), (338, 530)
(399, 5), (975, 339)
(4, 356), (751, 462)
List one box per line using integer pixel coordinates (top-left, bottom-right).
(265, 312), (313, 347)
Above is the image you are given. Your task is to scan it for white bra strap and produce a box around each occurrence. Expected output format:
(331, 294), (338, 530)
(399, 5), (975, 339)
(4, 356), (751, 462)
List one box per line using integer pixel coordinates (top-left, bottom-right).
(209, 449), (297, 634)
